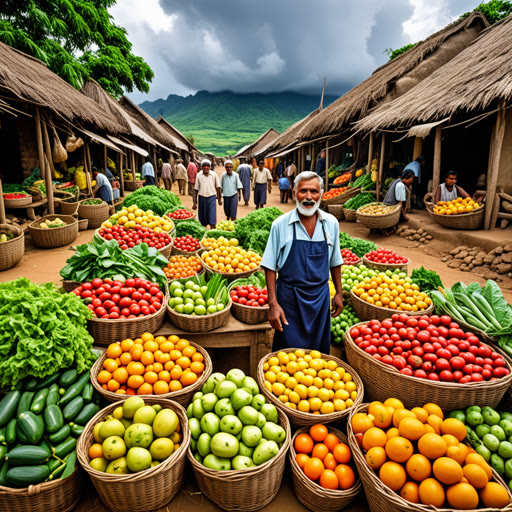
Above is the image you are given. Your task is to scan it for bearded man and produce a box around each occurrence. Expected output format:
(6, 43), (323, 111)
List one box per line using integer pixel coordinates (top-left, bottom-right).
(261, 171), (344, 352)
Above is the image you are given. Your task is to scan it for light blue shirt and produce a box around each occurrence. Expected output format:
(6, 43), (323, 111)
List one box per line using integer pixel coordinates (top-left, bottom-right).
(395, 181), (407, 202)
(221, 172), (243, 197)
(261, 209), (343, 272)
(95, 172), (112, 193)
(141, 162), (154, 178)
(404, 160), (420, 179)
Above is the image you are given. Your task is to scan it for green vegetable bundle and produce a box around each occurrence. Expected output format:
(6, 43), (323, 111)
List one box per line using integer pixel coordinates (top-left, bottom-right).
(122, 185), (181, 216)
(350, 174), (373, 189)
(2, 183), (25, 193)
(339, 232), (378, 257)
(81, 198), (103, 205)
(228, 272), (266, 290)
(60, 239), (168, 290)
(22, 168), (42, 191)
(344, 192), (375, 210)
(0, 278), (96, 390)
(411, 266), (444, 292)
(175, 219), (207, 240)
(234, 207), (283, 255)
(203, 229), (238, 240)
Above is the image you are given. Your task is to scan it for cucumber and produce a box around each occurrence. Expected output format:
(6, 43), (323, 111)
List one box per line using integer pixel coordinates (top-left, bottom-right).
(59, 369), (78, 388)
(6, 419), (17, 446)
(48, 458), (62, 473)
(24, 377), (40, 391)
(49, 383), (59, 392)
(63, 397), (84, 421)
(30, 388), (49, 415)
(54, 436), (77, 459)
(0, 427), (5, 444)
(34, 372), (61, 390)
(49, 461), (67, 480)
(74, 403), (99, 426)
(16, 420), (30, 444)
(46, 389), (60, 407)
(61, 450), (77, 479)
(82, 382), (94, 402)
(70, 424), (84, 438)
(0, 390), (22, 427)
(49, 424), (71, 444)
(0, 459), (8, 486)
(0, 445), (7, 459)
(6, 445), (51, 466)
(59, 373), (89, 407)
(44, 405), (64, 433)
(17, 391), (35, 417)
(6, 465), (50, 487)
(17, 411), (44, 444)
(39, 438), (51, 454)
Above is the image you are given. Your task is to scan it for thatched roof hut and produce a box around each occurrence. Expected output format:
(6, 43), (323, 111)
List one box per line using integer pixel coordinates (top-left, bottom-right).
(157, 116), (200, 156)
(233, 128), (280, 158)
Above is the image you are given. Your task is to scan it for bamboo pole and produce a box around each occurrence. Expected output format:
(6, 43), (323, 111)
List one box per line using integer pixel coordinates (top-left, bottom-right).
(35, 107), (45, 181)
(432, 126), (442, 194)
(325, 140), (330, 192)
(377, 133), (386, 202)
(119, 153), (125, 197)
(413, 137), (423, 160)
(0, 179), (5, 224)
(104, 145), (108, 172)
(367, 132), (374, 174)
(41, 121), (55, 214)
(85, 142), (93, 196)
(131, 150), (136, 183)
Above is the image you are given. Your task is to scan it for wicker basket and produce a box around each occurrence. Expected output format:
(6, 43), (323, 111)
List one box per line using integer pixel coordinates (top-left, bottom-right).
(0, 466), (82, 512)
(345, 322), (512, 410)
(202, 260), (261, 282)
(231, 301), (269, 325)
(3, 195), (32, 207)
(187, 408), (290, 512)
(167, 299), (232, 332)
(356, 202), (401, 229)
(0, 224), (24, 271)
(328, 204), (344, 221)
(165, 207), (197, 223)
(27, 186), (43, 201)
(78, 218), (88, 231)
(343, 207), (357, 222)
(90, 342), (212, 407)
(62, 280), (82, 293)
(78, 201), (110, 229)
(87, 294), (168, 345)
(28, 215), (78, 248)
(257, 348), (364, 428)
(348, 403), (512, 512)
(426, 203), (485, 230)
(350, 290), (434, 322)
(170, 243), (204, 257)
(322, 187), (360, 206)
(59, 200), (79, 216)
(77, 397), (189, 512)
(290, 426), (362, 512)
(124, 180), (144, 191)
(362, 255), (409, 272)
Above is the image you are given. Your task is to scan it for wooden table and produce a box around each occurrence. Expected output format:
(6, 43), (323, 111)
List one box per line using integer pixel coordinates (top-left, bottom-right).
(155, 316), (273, 378)
(6, 198), (48, 221)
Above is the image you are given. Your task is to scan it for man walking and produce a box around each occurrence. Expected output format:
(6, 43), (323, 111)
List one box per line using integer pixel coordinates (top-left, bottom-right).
(192, 159), (222, 228)
(221, 160), (243, 220)
(141, 156), (155, 186)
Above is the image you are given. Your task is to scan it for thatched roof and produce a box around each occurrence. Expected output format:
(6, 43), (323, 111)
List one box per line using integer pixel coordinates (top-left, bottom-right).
(233, 128), (280, 157)
(355, 15), (512, 131)
(299, 11), (488, 140)
(0, 42), (125, 134)
(157, 116), (200, 154)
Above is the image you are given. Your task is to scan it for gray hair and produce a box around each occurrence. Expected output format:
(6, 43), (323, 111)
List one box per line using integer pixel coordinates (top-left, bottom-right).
(293, 171), (324, 191)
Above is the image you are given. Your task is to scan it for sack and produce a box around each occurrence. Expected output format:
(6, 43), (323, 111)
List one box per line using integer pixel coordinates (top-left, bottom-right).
(65, 133), (84, 153)
(52, 127), (67, 163)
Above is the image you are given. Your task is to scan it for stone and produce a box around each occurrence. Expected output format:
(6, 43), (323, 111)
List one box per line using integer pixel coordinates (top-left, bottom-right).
(483, 270), (499, 280)
(501, 252), (512, 264)
(492, 256), (503, 266)
(494, 246), (504, 255)
(441, 256), (450, 262)
(473, 258), (483, 267)
(476, 251), (487, 260)
(451, 246), (466, 256)
(468, 263), (474, 270)
(503, 244), (512, 252)
(419, 237), (426, 243)
(496, 263), (512, 275)
(417, 228), (424, 234)
(484, 253), (496, 265)
(455, 251), (469, 259)
(464, 256), (473, 265)
(448, 260), (462, 269)
(425, 235), (433, 240)
(412, 234), (421, 240)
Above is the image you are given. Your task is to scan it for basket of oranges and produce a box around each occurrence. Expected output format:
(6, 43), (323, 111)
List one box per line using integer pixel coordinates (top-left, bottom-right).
(163, 255), (205, 283)
(91, 333), (212, 408)
(256, 348), (364, 428)
(427, 197), (485, 230)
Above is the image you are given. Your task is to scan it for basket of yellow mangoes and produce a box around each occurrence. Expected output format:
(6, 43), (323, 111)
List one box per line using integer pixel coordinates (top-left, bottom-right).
(427, 197), (484, 230)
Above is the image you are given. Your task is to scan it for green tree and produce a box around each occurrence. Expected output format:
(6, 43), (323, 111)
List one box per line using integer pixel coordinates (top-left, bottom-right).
(186, 134), (195, 145)
(0, 0), (153, 97)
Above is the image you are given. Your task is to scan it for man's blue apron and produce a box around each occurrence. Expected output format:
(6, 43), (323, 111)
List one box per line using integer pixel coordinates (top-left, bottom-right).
(272, 221), (331, 354)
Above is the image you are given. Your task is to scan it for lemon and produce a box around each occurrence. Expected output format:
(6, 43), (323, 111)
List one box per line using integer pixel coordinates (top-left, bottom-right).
(318, 388), (330, 402)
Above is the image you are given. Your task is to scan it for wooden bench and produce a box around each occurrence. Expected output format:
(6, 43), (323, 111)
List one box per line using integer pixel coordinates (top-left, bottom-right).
(6, 198), (49, 221)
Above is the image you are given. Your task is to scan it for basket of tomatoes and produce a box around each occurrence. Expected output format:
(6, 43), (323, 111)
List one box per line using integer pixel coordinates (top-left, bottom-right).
(3, 192), (32, 207)
(171, 235), (203, 257)
(166, 207), (196, 223)
(341, 249), (361, 266)
(363, 249), (409, 272)
(322, 187), (360, 206)
(229, 284), (269, 324)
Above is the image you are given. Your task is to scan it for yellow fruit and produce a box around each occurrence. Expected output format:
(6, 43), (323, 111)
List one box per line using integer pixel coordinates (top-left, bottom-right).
(406, 453), (431, 481)
(393, 409), (416, 428)
(363, 427), (388, 451)
(411, 407), (428, 423)
(318, 388), (330, 402)
(309, 397), (322, 411)
(385, 436), (414, 463)
(446, 445), (466, 466)
(271, 382), (285, 396)
(423, 403), (444, 419)
(479, 481), (511, 508)
(462, 463), (489, 489)
(432, 457), (463, 485)
(351, 413), (374, 434)
(419, 478), (445, 507)
(446, 482), (479, 509)
(386, 427), (400, 440)
(366, 446), (387, 469)
(417, 433), (447, 460)
(383, 398), (404, 411)
(369, 403), (393, 429)
(398, 417), (426, 441)
(379, 461), (407, 491)
(440, 418), (466, 441)
(465, 453), (492, 479)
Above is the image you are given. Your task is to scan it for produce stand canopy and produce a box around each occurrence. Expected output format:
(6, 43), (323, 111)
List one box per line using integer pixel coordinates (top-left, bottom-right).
(79, 128), (125, 154)
(107, 135), (149, 157)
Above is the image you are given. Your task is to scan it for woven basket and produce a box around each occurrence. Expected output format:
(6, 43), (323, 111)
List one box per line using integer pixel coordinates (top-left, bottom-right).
(356, 202), (401, 229)
(344, 322), (512, 410)
(289, 426), (362, 512)
(322, 187), (360, 205)
(124, 180), (144, 191)
(165, 207), (197, 223)
(0, 466), (82, 512)
(202, 260), (261, 282)
(28, 215), (78, 248)
(87, 293), (168, 346)
(167, 299), (232, 332)
(90, 342), (212, 407)
(426, 203), (485, 230)
(328, 204), (344, 221)
(78, 218), (88, 231)
(0, 224), (24, 271)
(77, 397), (189, 512)
(257, 348), (364, 428)
(78, 201), (110, 229)
(348, 403), (512, 512)
(350, 290), (434, 322)
(59, 200), (79, 216)
(343, 207), (357, 222)
(362, 255), (409, 272)
(28, 186), (43, 201)
(62, 280), (82, 293)
(187, 408), (290, 512)
(231, 301), (269, 325)
(170, 243), (204, 257)
(3, 195), (32, 207)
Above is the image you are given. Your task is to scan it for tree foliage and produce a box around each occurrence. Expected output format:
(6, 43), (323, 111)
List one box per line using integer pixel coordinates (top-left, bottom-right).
(0, 0), (153, 97)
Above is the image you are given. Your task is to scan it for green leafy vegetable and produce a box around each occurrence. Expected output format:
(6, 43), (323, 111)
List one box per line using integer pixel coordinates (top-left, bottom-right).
(481, 280), (512, 330)
(122, 186), (181, 216)
(339, 232), (378, 257)
(411, 266), (444, 292)
(344, 192), (375, 210)
(228, 272), (266, 291)
(203, 229), (238, 240)
(0, 278), (96, 390)
(234, 207), (283, 254)
(175, 220), (207, 240)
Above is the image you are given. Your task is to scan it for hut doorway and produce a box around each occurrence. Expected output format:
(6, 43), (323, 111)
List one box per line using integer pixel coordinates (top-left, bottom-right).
(0, 113), (22, 183)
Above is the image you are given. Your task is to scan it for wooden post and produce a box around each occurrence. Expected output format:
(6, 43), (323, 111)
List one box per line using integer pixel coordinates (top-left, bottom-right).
(85, 142), (93, 196)
(131, 151), (136, 183)
(377, 133), (386, 202)
(367, 132), (375, 174)
(119, 152), (125, 197)
(485, 105), (506, 230)
(0, 179), (5, 224)
(104, 145), (108, 172)
(35, 107), (45, 181)
(40, 121), (55, 214)
(325, 140), (330, 192)
(413, 137), (423, 160)
(432, 126), (442, 195)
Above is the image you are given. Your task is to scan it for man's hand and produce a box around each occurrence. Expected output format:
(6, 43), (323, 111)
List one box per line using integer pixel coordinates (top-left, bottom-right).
(331, 292), (344, 318)
(268, 301), (288, 332)
(192, 203), (197, 210)
(268, 187), (272, 194)
(218, 199), (223, 206)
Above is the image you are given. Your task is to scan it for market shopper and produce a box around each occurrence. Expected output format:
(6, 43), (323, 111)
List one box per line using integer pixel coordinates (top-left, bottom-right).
(279, 174), (291, 203)
(91, 170), (114, 204)
(252, 159), (272, 209)
(187, 160), (197, 196)
(404, 155), (426, 207)
(192, 159), (222, 228)
(161, 158), (173, 191)
(175, 159), (188, 195)
(221, 160), (243, 220)
(237, 163), (252, 205)
(141, 156), (155, 186)
(383, 169), (415, 221)
(262, 171), (343, 353)
(433, 170), (471, 204)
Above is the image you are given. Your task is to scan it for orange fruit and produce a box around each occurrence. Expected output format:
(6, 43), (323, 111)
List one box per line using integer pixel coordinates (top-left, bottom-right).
(465, 453), (492, 479)
(126, 387), (136, 395)
(106, 343), (122, 359)
(115, 389), (126, 395)
(400, 481), (420, 503)
(144, 371), (158, 385)
(176, 339), (189, 351)
(103, 358), (118, 373)
(310, 424), (328, 442)
(169, 380), (183, 392)
(140, 351), (154, 366)
(153, 362), (164, 373)
(192, 352), (204, 363)
(479, 482), (511, 508)
(312, 443), (329, 461)
(398, 417), (426, 441)
(417, 433), (447, 459)
(411, 407), (428, 423)
(432, 457), (463, 485)
(112, 367), (128, 384)
(406, 453), (431, 481)
(137, 382), (153, 395)
(181, 371), (198, 387)
(120, 352), (132, 366)
(369, 403), (392, 429)
(182, 345), (196, 358)
(97, 370), (112, 384)
(304, 457), (324, 480)
(334, 464), (356, 490)
(170, 350), (181, 361)
(463, 463), (489, 489)
(446, 482), (479, 509)
(385, 436), (414, 463)
(127, 361), (145, 376)
(130, 345), (143, 361)
(120, 339), (134, 352)
(170, 366), (182, 380)
(158, 370), (171, 383)
(323, 453), (337, 471)
(154, 350), (163, 362)
(295, 434), (314, 454)
(333, 443), (351, 464)
(88, 443), (103, 459)
(383, 398), (404, 410)
(441, 434), (460, 447)
(363, 427), (387, 451)
(324, 433), (340, 452)
(143, 340), (158, 353)
(153, 380), (170, 395)
(160, 341), (174, 353)
(427, 414), (443, 434)
(190, 361), (204, 374)
(393, 409), (416, 428)
(296, 453), (309, 469)
(107, 379), (120, 392)
(386, 427), (400, 440)
(446, 445), (466, 466)
(440, 418), (466, 441)
(319, 469), (338, 489)
(423, 403), (443, 419)
(141, 332), (155, 343)
(164, 361), (175, 372)
(351, 413), (374, 434)
(155, 335), (167, 345)
(157, 353), (170, 364)
(379, 461), (407, 491)
(127, 375), (144, 389)
(419, 478), (445, 507)
(365, 446), (387, 469)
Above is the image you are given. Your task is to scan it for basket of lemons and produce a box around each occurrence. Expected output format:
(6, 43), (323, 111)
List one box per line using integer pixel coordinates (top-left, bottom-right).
(428, 197), (484, 230)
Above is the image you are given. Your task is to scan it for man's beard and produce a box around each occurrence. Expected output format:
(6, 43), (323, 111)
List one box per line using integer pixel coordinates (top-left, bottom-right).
(296, 197), (321, 216)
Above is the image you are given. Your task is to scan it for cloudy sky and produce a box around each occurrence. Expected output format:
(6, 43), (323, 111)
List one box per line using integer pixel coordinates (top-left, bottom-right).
(111, 0), (479, 103)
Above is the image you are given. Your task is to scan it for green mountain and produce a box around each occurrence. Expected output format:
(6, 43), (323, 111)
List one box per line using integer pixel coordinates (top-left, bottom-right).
(139, 90), (337, 155)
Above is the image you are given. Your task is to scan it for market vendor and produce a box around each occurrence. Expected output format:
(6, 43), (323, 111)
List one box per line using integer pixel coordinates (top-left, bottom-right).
(252, 159), (272, 209)
(433, 170), (470, 204)
(262, 171), (344, 353)
(221, 160), (243, 220)
(192, 159), (222, 228)
(91, 169), (113, 204)
(383, 169), (415, 222)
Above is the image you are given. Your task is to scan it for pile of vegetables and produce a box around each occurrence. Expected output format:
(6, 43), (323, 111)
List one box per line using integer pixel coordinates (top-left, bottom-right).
(3, 193), (29, 199)
(331, 304), (360, 343)
(343, 193), (375, 210)
(201, 237), (262, 273)
(39, 218), (66, 229)
(2, 184), (25, 193)
(0, 232), (15, 243)
(339, 232), (378, 257)
(175, 219), (207, 240)
(411, 266), (444, 293)
(349, 174), (374, 190)
(60, 238), (168, 290)
(122, 186), (181, 216)
(340, 248), (360, 265)
(234, 207), (283, 255)
(357, 203), (399, 216)
(81, 198), (103, 205)
(333, 173), (351, 185)
(21, 168), (42, 190)
(433, 197), (482, 216)
(164, 255), (203, 280)
(0, 279), (96, 390)
(166, 207), (195, 221)
(228, 272), (266, 291)
(322, 186), (349, 200)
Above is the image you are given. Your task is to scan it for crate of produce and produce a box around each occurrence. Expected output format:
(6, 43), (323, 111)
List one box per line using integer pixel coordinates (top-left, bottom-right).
(363, 249), (409, 272)
(78, 199), (110, 229)
(28, 215), (78, 248)
(3, 193), (32, 208)
(356, 202), (401, 229)
(344, 319), (512, 410)
(257, 348), (364, 428)
(77, 396), (190, 512)
(0, 224), (24, 271)
(167, 298), (231, 332)
(124, 180), (144, 191)
(428, 197), (485, 230)
(327, 204), (344, 220)
(171, 235), (203, 257)
(289, 425), (362, 512)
